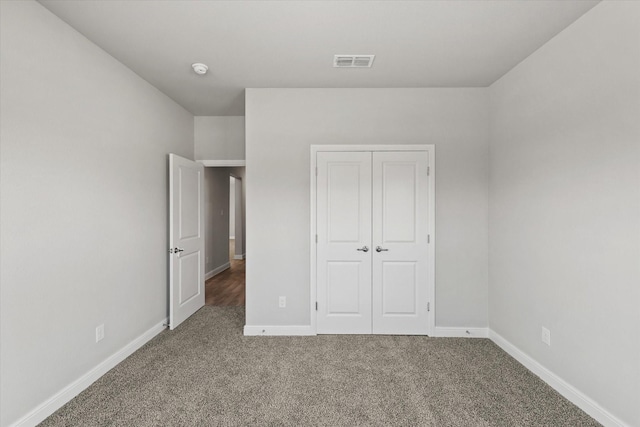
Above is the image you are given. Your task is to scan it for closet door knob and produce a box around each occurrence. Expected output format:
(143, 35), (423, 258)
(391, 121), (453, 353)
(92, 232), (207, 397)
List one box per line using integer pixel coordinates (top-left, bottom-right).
(357, 246), (369, 252)
(375, 246), (388, 252)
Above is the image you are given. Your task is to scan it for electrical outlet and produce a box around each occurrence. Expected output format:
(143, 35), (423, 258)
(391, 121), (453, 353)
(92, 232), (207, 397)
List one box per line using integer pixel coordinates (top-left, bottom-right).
(541, 326), (551, 346)
(278, 296), (286, 308)
(96, 324), (105, 343)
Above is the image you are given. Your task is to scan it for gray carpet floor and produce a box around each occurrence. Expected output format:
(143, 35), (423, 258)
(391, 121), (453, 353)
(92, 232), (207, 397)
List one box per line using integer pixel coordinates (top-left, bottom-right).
(40, 306), (600, 426)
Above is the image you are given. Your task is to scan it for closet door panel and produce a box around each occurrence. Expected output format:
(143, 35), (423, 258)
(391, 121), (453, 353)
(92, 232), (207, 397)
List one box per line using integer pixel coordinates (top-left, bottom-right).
(317, 152), (372, 334)
(372, 151), (430, 335)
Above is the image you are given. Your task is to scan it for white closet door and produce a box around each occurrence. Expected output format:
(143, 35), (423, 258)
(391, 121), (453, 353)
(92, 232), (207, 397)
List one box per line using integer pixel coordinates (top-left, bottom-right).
(372, 151), (430, 335)
(316, 152), (372, 334)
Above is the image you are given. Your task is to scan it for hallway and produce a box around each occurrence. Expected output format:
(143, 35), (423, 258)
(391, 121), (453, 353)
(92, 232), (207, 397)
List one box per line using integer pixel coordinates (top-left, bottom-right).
(205, 240), (245, 306)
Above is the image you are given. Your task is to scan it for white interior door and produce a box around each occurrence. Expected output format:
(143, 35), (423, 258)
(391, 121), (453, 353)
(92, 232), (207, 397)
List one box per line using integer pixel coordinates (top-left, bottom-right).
(169, 154), (205, 330)
(315, 148), (432, 335)
(372, 151), (430, 334)
(316, 152), (372, 334)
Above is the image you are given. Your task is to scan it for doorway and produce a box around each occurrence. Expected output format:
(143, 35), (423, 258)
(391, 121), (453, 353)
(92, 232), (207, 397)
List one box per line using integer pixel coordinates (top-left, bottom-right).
(203, 166), (246, 306)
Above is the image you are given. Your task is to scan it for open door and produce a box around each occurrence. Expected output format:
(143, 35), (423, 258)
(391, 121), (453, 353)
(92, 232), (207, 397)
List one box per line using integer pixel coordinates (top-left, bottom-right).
(169, 154), (205, 330)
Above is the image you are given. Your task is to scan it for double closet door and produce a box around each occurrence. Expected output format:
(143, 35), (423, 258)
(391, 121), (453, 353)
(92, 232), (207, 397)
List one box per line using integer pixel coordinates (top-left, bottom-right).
(316, 150), (431, 335)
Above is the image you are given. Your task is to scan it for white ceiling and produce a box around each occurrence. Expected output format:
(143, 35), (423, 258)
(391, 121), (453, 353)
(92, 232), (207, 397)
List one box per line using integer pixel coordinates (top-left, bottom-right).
(39, 0), (599, 116)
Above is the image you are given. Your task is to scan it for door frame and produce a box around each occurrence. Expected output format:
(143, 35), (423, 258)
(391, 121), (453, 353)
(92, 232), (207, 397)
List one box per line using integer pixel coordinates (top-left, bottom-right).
(310, 145), (436, 336)
(197, 164), (246, 279)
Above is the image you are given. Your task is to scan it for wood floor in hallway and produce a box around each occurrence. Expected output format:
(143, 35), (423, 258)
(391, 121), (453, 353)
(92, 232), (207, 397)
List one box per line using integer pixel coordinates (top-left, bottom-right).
(205, 239), (245, 306)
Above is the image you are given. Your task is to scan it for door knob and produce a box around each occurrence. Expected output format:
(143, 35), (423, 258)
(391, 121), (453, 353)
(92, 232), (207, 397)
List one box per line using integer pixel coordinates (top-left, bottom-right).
(375, 246), (389, 252)
(169, 247), (185, 254)
(357, 246), (369, 252)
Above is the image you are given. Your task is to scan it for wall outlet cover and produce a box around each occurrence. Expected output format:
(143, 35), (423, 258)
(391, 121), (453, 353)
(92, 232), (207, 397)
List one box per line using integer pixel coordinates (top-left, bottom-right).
(96, 324), (105, 343)
(541, 326), (551, 346)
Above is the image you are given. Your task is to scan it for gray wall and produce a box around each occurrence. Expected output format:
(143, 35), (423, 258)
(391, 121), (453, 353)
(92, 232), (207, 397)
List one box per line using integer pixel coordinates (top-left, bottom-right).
(245, 88), (489, 327)
(205, 168), (232, 273)
(204, 167), (246, 275)
(194, 116), (246, 160)
(0, 2), (194, 425)
(230, 177), (236, 238)
(489, 2), (640, 425)
(232, 172), (246, 258)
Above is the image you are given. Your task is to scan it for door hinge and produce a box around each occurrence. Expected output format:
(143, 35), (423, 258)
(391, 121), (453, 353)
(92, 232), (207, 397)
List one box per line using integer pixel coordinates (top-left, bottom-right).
(427, 166), (430, 176)
(427, 234), (430, 244)
(315, 302), (318, 311)
(427, 302), (430, 312)
(315, 167), (318, 176)
(315, 234), (318, 243)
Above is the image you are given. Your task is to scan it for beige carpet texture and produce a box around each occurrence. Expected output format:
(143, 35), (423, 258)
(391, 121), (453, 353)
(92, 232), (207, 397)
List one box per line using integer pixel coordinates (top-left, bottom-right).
(40, 307), (600, 426)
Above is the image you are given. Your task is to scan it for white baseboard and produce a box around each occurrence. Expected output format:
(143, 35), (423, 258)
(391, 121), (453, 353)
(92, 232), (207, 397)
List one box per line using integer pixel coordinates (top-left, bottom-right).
(233, 253), (245, 260)
(434, 327), (489, 338)
(11, 318), (168, 427)
(244, 325), (488, 338)
(244, 325), (315, 336)
(489, 330), (628, 427)
(205, 262), (231, 280)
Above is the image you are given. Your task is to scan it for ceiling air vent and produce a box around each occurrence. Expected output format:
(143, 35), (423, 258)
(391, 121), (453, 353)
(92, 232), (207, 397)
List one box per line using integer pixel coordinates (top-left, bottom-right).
(333, 55), (375, 68)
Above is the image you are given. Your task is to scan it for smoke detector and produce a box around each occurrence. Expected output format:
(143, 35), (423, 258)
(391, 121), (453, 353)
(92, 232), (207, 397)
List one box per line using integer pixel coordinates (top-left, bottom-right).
(333, 55), (375, 68)
(191, 63), (209, 75)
